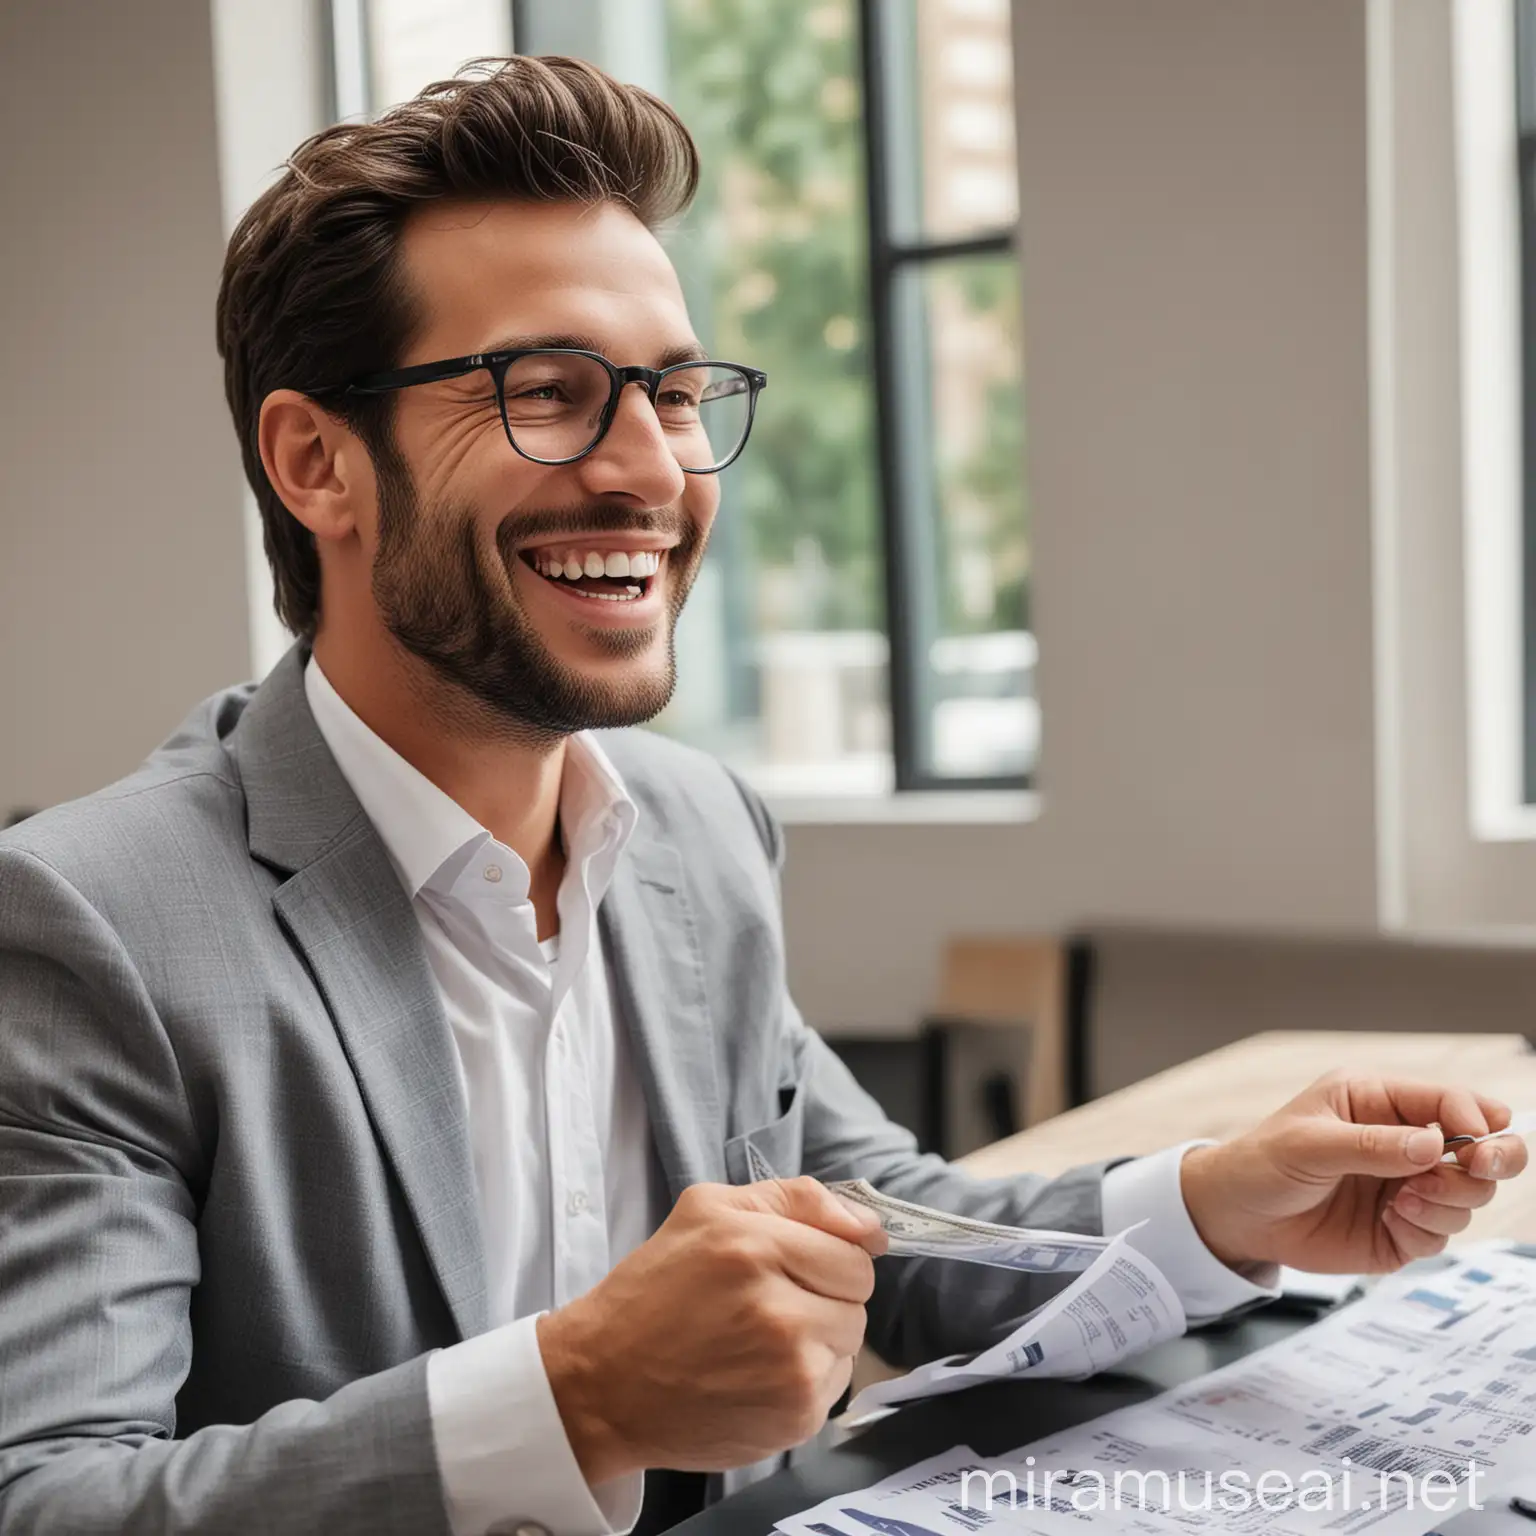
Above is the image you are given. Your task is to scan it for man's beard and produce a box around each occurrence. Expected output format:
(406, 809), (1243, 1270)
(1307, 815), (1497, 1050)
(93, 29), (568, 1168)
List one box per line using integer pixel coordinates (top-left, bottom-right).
(368, 445), (703, 743)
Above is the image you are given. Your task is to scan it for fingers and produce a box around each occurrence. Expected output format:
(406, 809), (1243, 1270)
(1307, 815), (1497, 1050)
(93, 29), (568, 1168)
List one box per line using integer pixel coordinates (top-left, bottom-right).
(1388, 1132), (1527, 1252)
(1453, 1130), (1531, 1183)
(770, 1221), (879, 1304)
(819, 1352), (855, 1414)
(1309, 1074), (1497, 1134)
(738, 1177), (889, 1255)
(1421, 1084), (1495, 1140)
(792, 1293), (870, 1362)
(1323, 1078), (1496, 1141)
(680, 1180), (881, 1301)
(1399, 1163), (1499, 1211)
(1389, 1187), (1475, 1239)
(1381, 1203), (1451, 1262)
(1279, 1116), (1446, 1181)
(1291, 1077), (1528, 1182)
(1478, 1099), (1514, 1134)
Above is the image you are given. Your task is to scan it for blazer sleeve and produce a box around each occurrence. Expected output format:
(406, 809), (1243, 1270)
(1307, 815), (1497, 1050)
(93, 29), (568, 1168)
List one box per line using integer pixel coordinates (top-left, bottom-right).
(0, 846), (451, 1536)
(722, 769), (1119, 1369)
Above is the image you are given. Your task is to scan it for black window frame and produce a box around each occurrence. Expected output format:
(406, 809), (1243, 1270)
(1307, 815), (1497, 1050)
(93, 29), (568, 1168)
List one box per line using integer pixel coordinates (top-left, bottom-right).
(343, 0), (1031, 795)
(856, 0), (1025, 793)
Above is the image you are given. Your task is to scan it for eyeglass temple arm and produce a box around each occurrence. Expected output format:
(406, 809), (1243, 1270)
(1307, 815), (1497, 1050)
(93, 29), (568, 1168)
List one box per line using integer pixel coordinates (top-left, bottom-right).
(342, 355), (493, 395)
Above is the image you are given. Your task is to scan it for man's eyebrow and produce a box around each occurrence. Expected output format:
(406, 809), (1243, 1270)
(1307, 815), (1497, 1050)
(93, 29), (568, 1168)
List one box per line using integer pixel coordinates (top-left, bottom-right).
(656, 342), (710, 368)
(477, 332), (601, 355)
(476, 334), (710, 368)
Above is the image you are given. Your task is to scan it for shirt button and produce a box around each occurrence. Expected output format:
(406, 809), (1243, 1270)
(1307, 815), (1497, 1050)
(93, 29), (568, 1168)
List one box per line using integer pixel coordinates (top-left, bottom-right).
(567, 1189), (590, 1215)
(504, 1524), (550, 1536)
(483, 864), (503, 883)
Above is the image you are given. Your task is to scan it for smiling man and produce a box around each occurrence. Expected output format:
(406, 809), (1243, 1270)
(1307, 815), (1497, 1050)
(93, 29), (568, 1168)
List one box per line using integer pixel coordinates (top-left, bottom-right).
(0, 56), (1527, 1536)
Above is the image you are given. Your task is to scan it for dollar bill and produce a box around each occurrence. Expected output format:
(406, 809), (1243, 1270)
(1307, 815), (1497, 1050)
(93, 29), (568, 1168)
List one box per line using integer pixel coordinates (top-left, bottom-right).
(826, 1178), (1113, 1274)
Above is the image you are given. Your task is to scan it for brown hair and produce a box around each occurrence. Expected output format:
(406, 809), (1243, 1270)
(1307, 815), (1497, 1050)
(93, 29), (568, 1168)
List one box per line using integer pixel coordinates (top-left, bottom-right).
(216, 56), (699, 639)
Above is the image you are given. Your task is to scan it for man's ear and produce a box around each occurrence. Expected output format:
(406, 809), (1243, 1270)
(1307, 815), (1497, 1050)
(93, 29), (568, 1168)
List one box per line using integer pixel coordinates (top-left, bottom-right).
(257, 390), (373, 544)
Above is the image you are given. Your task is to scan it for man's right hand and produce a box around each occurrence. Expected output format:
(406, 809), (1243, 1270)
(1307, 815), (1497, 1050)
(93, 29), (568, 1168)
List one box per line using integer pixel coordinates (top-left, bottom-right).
(536, 1176), (888, 1483)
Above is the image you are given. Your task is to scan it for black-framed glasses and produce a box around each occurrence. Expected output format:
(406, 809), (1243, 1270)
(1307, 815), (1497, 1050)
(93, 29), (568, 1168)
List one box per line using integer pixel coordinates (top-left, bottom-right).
(339, 348), (768, 474)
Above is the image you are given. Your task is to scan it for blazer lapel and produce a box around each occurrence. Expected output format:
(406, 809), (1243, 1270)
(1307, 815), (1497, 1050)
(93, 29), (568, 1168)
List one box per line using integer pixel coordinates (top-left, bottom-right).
(600, 829), (724, 1198)
(228, 649), (489, 1341)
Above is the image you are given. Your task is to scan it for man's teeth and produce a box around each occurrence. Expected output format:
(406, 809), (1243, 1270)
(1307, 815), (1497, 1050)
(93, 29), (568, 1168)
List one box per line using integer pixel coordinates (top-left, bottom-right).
(532, 549), (663, 582)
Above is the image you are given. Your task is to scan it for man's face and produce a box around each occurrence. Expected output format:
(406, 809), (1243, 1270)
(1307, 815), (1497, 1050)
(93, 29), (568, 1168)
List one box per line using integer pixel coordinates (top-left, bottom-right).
(360, 198), (721, 739)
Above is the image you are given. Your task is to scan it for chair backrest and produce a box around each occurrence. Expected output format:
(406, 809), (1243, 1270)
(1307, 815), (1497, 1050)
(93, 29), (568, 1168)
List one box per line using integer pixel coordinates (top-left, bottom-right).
(1078, 924), (1536, 1099)
(934, 937), (1068, 1126)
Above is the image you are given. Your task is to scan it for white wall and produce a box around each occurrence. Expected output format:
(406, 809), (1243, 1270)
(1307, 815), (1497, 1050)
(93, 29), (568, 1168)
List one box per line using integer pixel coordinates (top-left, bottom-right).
(0, 0), (250, 816)
(783, 0), (1383, 1032)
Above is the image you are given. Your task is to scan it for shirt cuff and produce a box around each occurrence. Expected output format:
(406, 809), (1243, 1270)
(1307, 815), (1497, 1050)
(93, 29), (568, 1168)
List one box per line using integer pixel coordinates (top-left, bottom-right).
(1101, 1141), (1281, 1325)
(427, 1314), (644, 1536)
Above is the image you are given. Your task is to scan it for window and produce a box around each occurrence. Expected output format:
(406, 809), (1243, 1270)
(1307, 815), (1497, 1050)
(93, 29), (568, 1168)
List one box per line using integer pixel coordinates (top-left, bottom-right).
(1458, 0), (1532, 838)
(332, 0), (1030, 797)
(859, 0), (1028, 790)
(1520, 0), (1536, 803)
(328, 0), (511, 119)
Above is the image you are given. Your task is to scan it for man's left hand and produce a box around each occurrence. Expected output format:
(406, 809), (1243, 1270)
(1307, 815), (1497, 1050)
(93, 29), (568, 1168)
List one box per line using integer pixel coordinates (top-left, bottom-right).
(1179, 1075), (1530, 1274)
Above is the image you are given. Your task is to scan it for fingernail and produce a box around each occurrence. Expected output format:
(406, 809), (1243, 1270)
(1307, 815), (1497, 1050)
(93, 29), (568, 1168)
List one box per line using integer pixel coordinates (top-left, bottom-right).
(1407, 1129), (1442, 1164)
(1396, 1191), (1423, 1218)
(1486, 1148), (1506, 1178)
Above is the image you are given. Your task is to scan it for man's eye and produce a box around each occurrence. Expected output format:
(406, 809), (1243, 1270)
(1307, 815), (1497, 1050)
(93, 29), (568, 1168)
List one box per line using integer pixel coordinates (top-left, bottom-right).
(658, 390), (699, 409)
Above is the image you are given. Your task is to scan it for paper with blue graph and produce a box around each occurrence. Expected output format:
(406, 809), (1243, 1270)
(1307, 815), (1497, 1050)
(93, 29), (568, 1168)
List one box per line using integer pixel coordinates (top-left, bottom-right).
(784, 1245), (1536, 1536)
(984, 1245), (1536, 1535)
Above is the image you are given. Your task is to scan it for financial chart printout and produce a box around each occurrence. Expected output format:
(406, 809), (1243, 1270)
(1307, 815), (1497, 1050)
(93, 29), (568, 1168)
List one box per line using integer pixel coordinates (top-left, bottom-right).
(790, 1247), (1536, 1536)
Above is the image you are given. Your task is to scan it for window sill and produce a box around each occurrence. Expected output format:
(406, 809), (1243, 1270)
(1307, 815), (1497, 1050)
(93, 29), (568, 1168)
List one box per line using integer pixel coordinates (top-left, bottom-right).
(1473, 803), (1536, 842)
(766, 788), (1041, 826)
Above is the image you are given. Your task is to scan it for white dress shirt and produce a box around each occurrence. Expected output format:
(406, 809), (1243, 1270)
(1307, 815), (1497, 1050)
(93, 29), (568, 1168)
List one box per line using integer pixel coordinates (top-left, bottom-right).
(306, 659), (659, 1536)
(304, 657), (1276, 1536)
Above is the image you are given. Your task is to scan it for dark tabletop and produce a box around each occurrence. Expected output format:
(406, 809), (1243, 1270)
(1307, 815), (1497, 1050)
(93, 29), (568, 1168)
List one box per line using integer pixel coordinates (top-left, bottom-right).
(673, 1306), (1317, 1536)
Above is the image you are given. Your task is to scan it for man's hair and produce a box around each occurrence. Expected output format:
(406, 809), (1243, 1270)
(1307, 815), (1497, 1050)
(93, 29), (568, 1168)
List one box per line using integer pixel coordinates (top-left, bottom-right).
(216, 56), (699, 639)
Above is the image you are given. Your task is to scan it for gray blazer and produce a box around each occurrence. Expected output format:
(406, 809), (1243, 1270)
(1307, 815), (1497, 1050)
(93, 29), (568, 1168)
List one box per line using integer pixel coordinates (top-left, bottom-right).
(0, 648), (1108, 1535)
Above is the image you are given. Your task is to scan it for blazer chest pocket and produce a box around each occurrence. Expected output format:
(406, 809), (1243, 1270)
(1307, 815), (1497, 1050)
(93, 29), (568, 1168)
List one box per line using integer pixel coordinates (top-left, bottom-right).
(724, 1076), (806, 1185)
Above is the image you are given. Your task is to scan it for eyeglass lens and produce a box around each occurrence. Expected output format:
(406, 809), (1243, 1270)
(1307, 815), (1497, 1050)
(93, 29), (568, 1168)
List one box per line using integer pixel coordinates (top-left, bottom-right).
(499, 354), (752, 470)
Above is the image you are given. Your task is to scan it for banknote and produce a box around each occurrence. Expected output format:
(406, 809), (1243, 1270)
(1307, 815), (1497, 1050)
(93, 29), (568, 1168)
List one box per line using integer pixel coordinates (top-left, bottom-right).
(825, 1178), (1113, 1273)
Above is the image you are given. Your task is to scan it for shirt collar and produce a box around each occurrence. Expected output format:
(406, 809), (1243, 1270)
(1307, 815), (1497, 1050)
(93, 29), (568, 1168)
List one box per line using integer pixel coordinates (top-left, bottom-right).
(303, 655), (636, 902)
(559, 730), (637, 866)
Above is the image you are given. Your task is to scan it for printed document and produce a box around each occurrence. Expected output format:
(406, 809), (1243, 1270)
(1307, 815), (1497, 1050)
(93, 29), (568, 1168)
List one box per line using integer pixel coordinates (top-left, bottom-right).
(844, 1231), (1186, 1423)
(790, 1246), (1536, 1536)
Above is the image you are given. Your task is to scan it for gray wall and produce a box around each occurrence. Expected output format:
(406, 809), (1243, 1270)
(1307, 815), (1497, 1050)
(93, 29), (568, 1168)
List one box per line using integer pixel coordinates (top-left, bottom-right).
(0, 0), (250, 817)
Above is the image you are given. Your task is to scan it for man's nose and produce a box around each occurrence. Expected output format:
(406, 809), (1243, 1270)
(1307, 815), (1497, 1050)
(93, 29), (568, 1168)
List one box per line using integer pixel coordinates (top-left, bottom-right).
(575, 382), (688, 507)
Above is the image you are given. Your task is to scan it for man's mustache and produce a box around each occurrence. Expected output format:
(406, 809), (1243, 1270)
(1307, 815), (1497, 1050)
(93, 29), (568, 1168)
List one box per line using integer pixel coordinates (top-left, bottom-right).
(496, 506), (694, 548)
